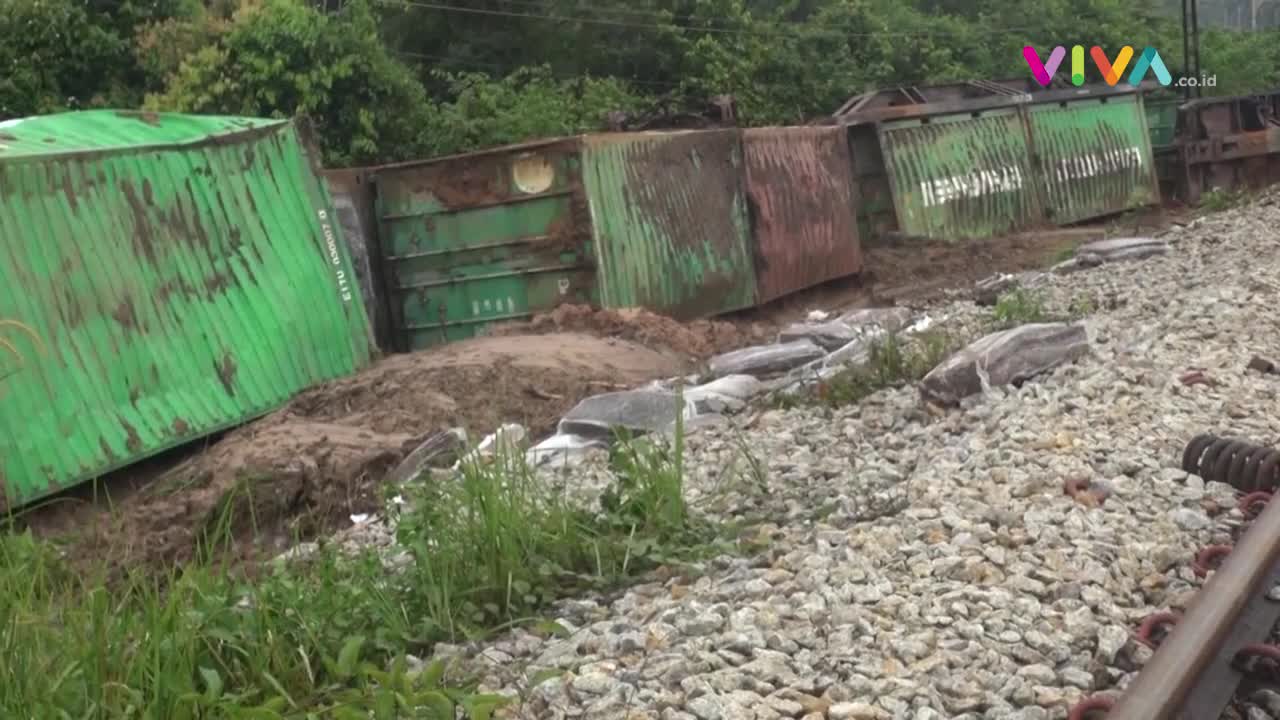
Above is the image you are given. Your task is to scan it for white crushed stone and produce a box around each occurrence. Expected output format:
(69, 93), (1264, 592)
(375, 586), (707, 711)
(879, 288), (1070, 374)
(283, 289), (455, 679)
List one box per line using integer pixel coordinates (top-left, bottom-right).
(354, 190), (1280, 719)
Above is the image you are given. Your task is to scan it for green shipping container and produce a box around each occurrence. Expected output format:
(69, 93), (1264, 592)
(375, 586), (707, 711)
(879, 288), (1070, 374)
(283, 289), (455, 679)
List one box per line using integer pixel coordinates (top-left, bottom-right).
(1025, 94), (1160, 226)
(583, 130), (757, 318)
(0, 111), (374, 509)
(373, 139), (596, 351)
(878, 107), (1041, 241)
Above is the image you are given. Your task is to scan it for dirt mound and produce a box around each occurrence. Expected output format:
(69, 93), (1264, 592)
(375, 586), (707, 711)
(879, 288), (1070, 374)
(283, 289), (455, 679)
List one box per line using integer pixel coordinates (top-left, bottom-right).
(40, 332), (686, 575)
(487, 305), (771, 359)
(278, 332), (686, 437)
(76, 421), (414, 576)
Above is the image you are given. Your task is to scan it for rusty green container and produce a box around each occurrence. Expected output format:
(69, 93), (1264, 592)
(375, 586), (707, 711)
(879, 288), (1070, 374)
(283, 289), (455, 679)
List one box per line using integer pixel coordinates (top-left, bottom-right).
(582, 130), (757, 318)
(373, 139), (596, 351)
(0, 110), (373, 509)
(877, 107), (1042, 241)
(1025, 94), (1160, 226)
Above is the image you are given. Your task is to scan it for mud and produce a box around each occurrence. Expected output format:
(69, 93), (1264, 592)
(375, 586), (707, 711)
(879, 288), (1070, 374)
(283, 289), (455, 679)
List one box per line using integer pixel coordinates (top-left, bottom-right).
(486, 305), (773, 360)
(24, 333), (685, 576)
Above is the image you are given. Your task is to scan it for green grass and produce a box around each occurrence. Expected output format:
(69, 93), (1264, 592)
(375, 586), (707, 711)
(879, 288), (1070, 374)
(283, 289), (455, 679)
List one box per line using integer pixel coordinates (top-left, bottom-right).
(794, 330), (964, 408)
(1200, 187), (1249, 212)
(1048, 244), (1078, 265)
(0, 411), (728, 718)
(991, 288), (1049, 329)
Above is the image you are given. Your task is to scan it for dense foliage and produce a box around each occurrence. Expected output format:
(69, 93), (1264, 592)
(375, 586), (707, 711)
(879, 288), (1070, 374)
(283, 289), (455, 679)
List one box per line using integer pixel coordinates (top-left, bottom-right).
(2, 0), (1278, 165)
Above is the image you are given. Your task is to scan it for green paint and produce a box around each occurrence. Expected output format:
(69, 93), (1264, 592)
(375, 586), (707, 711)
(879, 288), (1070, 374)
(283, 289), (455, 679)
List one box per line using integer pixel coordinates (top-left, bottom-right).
(1143, 94), (1180, 149)
(374, 143), (596, 351)
(878, 108), (1041, 242)
(1025, 95), (1160, 226)
(0, 111), (373, 508)
(582, 132), (757, 318)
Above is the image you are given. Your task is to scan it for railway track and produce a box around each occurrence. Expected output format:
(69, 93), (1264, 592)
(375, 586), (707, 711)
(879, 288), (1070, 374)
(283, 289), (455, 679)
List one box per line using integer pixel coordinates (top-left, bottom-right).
(1068, 435), (1280, 719)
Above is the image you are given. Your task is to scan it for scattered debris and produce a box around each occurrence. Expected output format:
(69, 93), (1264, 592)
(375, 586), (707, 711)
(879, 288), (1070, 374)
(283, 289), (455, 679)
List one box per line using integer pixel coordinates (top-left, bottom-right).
(455, 423), (528, 469)
(708, 339), (826, 379)
(806, 309), (831, 322)
(1076, 237), (1171, 262)
(919, 322), (1090, 405)
(1064, 476), (1111, 508)
(1179, 369), (1218, 388)
(527, 433), (609, 469)
(558, 390), (695, 442)
(777, 320), (861, 351)
(1248, 356), (1278, 375)
(384, 429), (467, 485)
(973, 273), (1020, 306)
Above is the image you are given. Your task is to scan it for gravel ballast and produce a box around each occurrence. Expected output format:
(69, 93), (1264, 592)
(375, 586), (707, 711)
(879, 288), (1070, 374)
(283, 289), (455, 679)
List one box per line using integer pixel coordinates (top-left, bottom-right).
(418, 192), (1280, 719)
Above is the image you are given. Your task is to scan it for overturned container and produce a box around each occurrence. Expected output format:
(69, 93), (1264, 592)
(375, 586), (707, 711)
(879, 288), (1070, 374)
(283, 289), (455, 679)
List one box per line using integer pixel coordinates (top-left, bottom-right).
(831, 81), (1161, 243)
(371, 129), (761, 350)
(741, 126), (863, 304)
(0, 111), (375, 509)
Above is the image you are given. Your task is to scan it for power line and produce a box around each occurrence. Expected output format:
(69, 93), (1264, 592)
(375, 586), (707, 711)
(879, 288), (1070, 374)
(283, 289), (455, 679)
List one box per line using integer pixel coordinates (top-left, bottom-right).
(372, 0), (1044, 39)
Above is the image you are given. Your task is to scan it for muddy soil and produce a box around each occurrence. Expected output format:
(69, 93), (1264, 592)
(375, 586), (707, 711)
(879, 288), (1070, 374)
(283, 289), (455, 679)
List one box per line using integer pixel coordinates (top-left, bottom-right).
(23, 334), (685, 576)
(486, 305), (774, 361)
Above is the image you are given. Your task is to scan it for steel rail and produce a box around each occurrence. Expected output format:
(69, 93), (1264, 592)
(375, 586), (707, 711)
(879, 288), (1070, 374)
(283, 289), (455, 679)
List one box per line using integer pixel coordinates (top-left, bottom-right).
(1107, 492), (1280, 719)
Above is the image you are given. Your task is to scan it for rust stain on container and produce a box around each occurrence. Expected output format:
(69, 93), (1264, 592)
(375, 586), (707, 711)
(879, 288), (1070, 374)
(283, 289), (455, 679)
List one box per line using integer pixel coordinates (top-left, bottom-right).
(742, 127), (863, 303)
(373, 138), (597, 350)
(583, 130), (757, 319)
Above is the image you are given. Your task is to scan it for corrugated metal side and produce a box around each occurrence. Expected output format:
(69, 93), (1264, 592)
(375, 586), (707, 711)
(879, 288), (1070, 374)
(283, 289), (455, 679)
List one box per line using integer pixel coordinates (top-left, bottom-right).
(878, 107), (1041, 241)
(323, 168), (392, 351)
(1026, 94), (1160, 226)
(374, 140), (596, 351)
(743, 127), (863, 303)
(0, 122), (374, 508)
(583, 130), (757, 318)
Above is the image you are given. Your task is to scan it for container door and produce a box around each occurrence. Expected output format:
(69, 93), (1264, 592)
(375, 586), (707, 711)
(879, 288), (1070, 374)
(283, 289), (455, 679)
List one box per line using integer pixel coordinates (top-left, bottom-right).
(743, 127), (863, 304)
(374, 142), (595, 351)
(583, 130), (757, 319)
(878, 107), (1042, 241)
(1025, 94), (1160, 226)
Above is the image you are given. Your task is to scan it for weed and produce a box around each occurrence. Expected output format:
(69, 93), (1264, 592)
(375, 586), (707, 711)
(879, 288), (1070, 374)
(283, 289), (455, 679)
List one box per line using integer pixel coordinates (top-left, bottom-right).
(991, 288), (1049, 329)
(1049, 244), (1078, 265)
(1068, 294), (1097, 319)
(396, 420), (719, 638)
(809, 330), (962, 407)
(0, 403), (725, 716)
(0, 530), (508, 718)
(1200, 187), (1248, 212)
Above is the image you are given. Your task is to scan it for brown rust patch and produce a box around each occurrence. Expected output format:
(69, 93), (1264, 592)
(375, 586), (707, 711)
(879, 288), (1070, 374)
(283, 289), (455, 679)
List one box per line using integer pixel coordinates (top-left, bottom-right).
(117, 110), (161, 126)
(142, 179), (154, 205)
(172, 418), (190, 436)
(120, 419), (143, 454)
(63, 288), (84, 327)
(98, 436), (116, 462)
(204, 272), (230, 296)
(112, 297), (138, 329)
(121, 181), (159, 263)
(215, 353), (237, 397)
(61, 171), (79, 212)
(242, 147), (256, 171)
(0, 132), (15, 141)
(400, 160), (507, 211)
(129, 386), (141, 407)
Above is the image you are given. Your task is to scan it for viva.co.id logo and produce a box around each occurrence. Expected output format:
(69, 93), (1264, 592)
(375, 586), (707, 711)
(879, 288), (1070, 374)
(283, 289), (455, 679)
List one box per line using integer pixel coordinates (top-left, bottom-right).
(1022, 45), (1173, 87)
